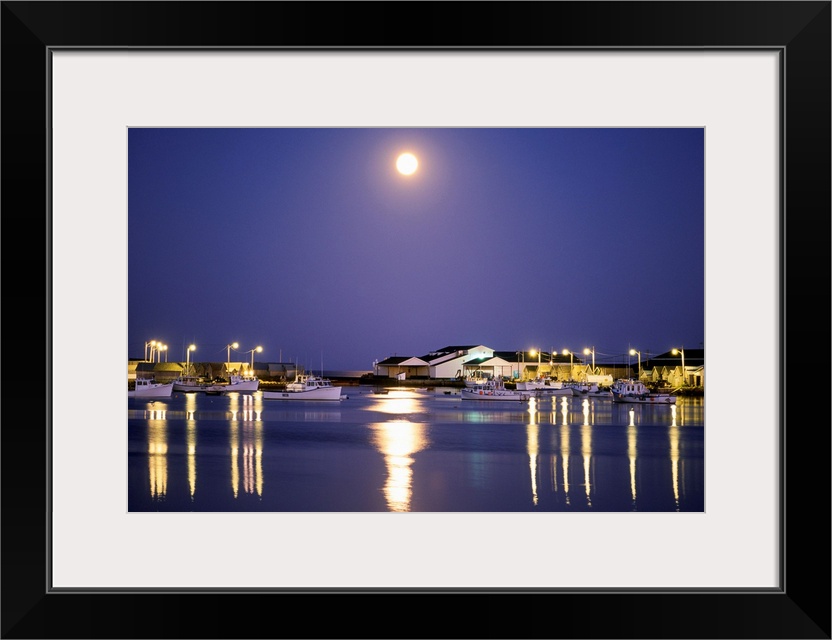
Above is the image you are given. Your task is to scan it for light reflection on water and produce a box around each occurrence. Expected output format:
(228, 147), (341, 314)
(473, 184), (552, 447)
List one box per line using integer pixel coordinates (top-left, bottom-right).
(364, 389), (426, 417)
(147, 416), (167, 501)
(370, 420), (430, 512)
(128, 387), (704, 512)
(527, 400), (539, 506)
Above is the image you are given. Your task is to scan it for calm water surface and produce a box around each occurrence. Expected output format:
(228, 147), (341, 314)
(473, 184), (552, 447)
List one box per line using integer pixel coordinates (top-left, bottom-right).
(128, 386), (704, 512)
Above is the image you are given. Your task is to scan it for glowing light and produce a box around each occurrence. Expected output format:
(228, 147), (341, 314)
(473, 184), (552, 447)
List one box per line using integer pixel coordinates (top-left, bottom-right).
(670, 425), (680, 510)
(230, 421), (239, 498)
(366, 389), (424, 415)
(581, 424), (593, 507)
(187, 420), (196, 499)
(396, 152), (418, 175)
(370, 421), (429, 512)
(255, 422), (263, 498)
(560, 423), (571, 504)
(527, 422), (540, 506)
(148, 420), (167, 500)
(627, 425), (637, 506)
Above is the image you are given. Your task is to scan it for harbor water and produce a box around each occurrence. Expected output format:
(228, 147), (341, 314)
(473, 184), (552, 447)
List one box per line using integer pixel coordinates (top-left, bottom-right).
(128, 386), (704, 512)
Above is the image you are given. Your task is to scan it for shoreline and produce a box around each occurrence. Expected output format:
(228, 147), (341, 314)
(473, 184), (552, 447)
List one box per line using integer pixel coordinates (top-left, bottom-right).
(258, 377), (704, 396)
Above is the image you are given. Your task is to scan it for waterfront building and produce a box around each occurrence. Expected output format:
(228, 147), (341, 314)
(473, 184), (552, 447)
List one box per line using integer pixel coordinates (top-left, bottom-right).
(374, 345), (704, 388)
(374, 345), (586, 381)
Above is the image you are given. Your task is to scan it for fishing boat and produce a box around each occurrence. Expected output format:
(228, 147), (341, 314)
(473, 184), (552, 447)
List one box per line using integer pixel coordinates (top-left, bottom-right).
(568, 382), (613, 398)
(610, 379), (676, 404)
(464, 370), (492, 388)
(226, 373), (260, 392)
(262, 373), (343, 401)
(172, 376), (227, 394)
(515, 377), (574, 396)
(460, 378), (531, 402)
(128, 377), (174, 398)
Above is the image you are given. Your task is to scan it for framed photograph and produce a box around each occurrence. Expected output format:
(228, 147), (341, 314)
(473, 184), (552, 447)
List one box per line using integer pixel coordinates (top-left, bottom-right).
(3, 2), (829, 638)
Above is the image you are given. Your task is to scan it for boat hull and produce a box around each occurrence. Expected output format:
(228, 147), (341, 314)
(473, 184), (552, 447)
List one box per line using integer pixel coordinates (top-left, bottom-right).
(534, 387), (575, 396)
(173, 382), (226, 393)
(227, 376), (260, 392)
(460, 388), (530, 402)
(610, 379), (676, 404)
(223, 380), (259, 393)
(516, 380), (574, 395)
(262, 387), (342, 401)
(172, 380), (259, 394)
(611, 392), (676, 404)
(128, 382), (174, 398)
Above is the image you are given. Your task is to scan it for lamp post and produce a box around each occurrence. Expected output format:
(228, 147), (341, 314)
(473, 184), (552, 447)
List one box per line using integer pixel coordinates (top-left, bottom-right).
(583, 346), (595, 371)
(672, 347), (686, 386)
(157, 344), (168, 362)
(562, 349), (574, 381)
(185, 344), (196, 376)
(516, 350), (525, 380)
(144, 340), (157, 362)
(629, 348), (641, 379)
(529, 348), (541, 376)
(226, 342), (239, 365)
(246, 345), (263, 371)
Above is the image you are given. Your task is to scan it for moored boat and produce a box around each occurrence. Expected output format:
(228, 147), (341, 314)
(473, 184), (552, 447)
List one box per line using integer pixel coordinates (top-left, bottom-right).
(516, 377), (574, 396)
(464, 370), (492, 388)
(610, 379), (676, 404)
(172, 376), (226, 394)
(226, 373), (260, 392)
(460, 378), (531, 402)
(568, 382), (613, 398)
(262, 373), (343, 401)
(128, 377), (174, 398)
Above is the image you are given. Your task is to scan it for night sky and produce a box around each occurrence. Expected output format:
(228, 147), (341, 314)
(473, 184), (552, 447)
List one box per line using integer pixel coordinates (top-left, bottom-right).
(128, 127), (704, 370)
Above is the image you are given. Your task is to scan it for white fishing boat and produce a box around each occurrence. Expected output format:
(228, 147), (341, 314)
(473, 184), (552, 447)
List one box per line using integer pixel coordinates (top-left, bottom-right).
(226, 373), (260, 392)
(172, 376), (226, 394)
(610, 379), (676, 404)
(128, 378), (174, 398)
(464, 370), (492, 388)
(262, 373), (343, 401)
(568, 382), (613, 398)
(515, 377), (574, 396)
(460, 378), (531, 402)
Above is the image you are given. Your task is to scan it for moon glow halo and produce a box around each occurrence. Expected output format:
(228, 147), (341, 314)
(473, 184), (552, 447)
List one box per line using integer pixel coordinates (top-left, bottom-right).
(396, 153), (418, 175)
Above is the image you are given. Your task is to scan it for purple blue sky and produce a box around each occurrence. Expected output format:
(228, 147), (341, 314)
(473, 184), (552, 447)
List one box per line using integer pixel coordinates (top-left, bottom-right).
(128, 127), (704, 371)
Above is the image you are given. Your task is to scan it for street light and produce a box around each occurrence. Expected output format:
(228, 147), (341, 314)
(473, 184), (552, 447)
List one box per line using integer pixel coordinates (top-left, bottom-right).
(226, 342), (239, 364)
(529, 348), (541, 376)
(672, 347), (686, 386)
(144, 340), (157, 362)
(157, 344), (168, 362)
(583, 346), (595, 371)
(629, 348), (641, 379)
(562, 349), (574, 380)
(185, 344), (196, 376)
(245, 345), (263, 370)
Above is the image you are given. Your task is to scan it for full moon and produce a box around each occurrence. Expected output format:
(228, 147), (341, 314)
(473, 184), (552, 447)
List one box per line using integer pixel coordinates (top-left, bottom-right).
(396, 153), (418, 175)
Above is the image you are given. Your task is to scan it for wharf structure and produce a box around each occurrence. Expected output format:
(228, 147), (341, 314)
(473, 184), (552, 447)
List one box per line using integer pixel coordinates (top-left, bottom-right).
(129, 360), (317, 384)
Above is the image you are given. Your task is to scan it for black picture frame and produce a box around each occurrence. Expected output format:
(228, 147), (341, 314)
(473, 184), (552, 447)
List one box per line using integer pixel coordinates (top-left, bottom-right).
(2, 2), (829, 638)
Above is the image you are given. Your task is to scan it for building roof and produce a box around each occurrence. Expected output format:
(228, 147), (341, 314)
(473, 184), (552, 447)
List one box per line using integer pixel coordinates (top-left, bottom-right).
(418, 345), (479, 363)
(377, 356), (411, 366)
(463, 356), (514, 366)
(135, 362), (185, 373)
(492, 350), (582, 365)
(642, 348), (704, 369)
